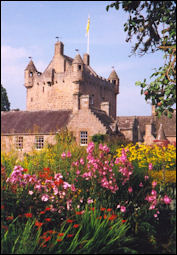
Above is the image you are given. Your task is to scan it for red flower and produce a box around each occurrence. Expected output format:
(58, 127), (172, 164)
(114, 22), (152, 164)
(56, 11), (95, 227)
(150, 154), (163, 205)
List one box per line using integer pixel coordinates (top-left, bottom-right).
(45, 218), (52, 222)
(24, 213), (32, 218)
(73, 224), (80, 228)
(44, 236), (51, 242)
(40, 211), (46, 215)
(90, 207), (95, 211)
(66, 219), (74, 223)
(107, 208), (112, 212)
(108, 214), (117, 221)
(1, 205), (4, 210)
(67, 234), (74, 238)
(57, 239), (62, 242)
(122, 219), (127, 223)
(100, 207), (106, 211)
(35, 221), (43, 228)
(45, 207), (51, 211)
(104, 215), (107, 219)
(58, 233), (64, 237)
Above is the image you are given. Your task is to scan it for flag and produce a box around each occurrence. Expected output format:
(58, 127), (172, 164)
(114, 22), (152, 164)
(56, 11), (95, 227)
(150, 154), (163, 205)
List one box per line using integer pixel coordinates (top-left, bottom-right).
(86, 16), (90, 35)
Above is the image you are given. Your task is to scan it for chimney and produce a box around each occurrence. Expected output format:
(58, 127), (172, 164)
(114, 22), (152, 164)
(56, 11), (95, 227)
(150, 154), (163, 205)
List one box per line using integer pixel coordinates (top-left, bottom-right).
(80, 95), (90, 109)
(156, 123), (167, 140)
(54, 41), (64, 56)
(152, 105), (156, 116)
(83, 53), (90, 66)
(101, 102), (110, 116)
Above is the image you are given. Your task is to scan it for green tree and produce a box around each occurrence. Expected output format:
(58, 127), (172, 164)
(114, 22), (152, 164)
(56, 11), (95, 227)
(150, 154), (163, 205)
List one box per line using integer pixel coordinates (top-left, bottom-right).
(1, 84), (10, 111)
(107, 1), (176, 117)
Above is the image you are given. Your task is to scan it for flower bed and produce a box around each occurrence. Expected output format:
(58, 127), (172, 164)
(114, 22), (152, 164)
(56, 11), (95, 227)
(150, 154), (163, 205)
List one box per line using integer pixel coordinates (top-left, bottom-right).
(1, 141), (176, 254)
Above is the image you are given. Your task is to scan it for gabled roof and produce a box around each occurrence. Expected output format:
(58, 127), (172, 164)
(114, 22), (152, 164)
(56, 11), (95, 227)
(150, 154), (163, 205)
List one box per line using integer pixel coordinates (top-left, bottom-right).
(116, 116), (136, 130)
(72, 54), (84, 64)
(1, 110), (72, 135)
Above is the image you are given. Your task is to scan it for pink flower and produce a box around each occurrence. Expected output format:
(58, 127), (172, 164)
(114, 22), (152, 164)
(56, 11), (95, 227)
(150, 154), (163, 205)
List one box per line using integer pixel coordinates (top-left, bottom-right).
(120, 206), (126, 213)
(80, 158), (84, 165)
(71, 184), (76, 192)
(128, 187), (133, 193)
(86, 142), (95, 154)
(28, 190), (34, 195)
(61, 152), (66, 159)
(87, 198), (93, 204)
(152, 181), (157, 188)
(67, 151), (72, 158)
(148, 163), (153, 170)
(41, 194), (49, 202)
(144, 175), (149, 180)
(163, 195), (172, 205)
(139, 182), (143, 187)
(154, 214), (158, 218)
(76, 169), (80, 175)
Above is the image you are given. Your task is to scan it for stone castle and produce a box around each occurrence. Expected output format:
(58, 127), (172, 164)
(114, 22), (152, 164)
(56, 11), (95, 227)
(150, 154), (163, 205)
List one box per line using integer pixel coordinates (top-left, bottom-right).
(1, 41), (176, 156)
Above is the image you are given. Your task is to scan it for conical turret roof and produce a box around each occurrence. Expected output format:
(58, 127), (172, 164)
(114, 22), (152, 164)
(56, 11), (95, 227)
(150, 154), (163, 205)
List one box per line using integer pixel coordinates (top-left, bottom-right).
(25, 60), (37, 72)
(108, 70), (119, 80)
(156, 123), (167, 140)
(72, 54), (83, 64)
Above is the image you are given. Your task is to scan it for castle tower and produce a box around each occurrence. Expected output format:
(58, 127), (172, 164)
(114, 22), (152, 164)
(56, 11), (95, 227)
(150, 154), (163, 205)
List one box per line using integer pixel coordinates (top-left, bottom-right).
(108, 69), (119, 94)
(72, 54), (84, 83)
(24, 60), (37, 88)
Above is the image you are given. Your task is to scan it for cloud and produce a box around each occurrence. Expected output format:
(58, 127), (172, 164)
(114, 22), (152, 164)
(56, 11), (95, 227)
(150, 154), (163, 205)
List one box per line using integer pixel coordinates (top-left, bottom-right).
(1, 45), (47, 110)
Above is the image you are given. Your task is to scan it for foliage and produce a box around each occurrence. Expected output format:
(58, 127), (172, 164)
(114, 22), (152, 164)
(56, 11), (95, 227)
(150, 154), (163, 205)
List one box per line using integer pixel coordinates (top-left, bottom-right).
(1, 84), (10, 111)
(106, 1), (176, 117)
(1, 141), (176, 254)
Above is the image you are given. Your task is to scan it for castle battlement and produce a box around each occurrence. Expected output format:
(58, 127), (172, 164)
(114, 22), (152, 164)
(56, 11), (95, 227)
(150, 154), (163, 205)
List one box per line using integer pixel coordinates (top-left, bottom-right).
(24, 41), (119, 119)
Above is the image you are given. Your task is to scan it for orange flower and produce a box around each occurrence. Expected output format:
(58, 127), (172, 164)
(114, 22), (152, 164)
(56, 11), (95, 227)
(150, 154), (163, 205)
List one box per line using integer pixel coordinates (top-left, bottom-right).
(107, 208), (112, 212)
(104, 215), (107, 219)
(73, 224), (80, 228)
(96, 216), (102, 220)
(108, 214), (117, 221)
(100, 207), (106, 211)
(24, 213), (32, 218)
(76, 211), (84, 215)
(6, 216), (14, 221)
(57, 239), (62, 242)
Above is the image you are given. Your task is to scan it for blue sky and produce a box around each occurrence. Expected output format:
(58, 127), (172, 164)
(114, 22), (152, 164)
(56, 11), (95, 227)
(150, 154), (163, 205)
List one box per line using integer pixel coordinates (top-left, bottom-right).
(2, 1), (164, 116)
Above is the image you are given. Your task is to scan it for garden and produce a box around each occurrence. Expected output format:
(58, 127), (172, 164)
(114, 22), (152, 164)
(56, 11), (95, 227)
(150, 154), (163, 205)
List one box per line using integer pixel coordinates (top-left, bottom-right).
(1, 131), (176, 254)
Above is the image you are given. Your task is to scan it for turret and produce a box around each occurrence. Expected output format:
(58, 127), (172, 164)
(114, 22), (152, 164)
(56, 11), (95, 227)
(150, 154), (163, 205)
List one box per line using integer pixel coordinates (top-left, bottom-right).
(72, 54), (83, 83)
(24, 60), (37, 88)
(108, 69), (119, 94)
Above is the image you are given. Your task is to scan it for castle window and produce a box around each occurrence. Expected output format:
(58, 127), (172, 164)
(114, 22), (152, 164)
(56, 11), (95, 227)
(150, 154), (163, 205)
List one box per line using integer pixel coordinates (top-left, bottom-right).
(29, 72), (33, 77)
(80, 131), (88, 145)
(15, 136), (23, 150)
(113, 80), (116, 84)
(91, 95), (94, 105)
(35, 135), (44, 149)
(78, 65), (82, 70)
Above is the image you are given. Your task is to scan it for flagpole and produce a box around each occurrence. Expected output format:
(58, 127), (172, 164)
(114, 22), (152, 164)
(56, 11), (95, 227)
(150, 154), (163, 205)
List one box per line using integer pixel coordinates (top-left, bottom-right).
(87, 28), (89, 54)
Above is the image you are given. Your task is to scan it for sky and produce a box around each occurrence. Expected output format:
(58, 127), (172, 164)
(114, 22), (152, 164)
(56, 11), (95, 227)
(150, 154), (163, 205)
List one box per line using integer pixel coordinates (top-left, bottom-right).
(1, 1), (165, 116)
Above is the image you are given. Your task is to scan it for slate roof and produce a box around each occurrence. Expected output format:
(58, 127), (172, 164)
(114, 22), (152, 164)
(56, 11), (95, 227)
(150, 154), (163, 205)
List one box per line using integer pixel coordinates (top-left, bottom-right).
(91, 108), (114, 132)
(1, 110), (72, 135)
(116, 116), (136, 130)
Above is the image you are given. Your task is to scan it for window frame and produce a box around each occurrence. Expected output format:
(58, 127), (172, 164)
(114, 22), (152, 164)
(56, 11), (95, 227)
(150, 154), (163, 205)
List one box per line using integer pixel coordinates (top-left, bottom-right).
(15, 136), (24, 150)
(35, 135), (44, 150)
(80, 131), (88, 146)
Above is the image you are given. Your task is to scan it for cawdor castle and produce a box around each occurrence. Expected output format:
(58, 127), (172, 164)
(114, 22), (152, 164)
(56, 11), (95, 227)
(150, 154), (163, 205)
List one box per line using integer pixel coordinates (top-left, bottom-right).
(1, 41), (176, 156)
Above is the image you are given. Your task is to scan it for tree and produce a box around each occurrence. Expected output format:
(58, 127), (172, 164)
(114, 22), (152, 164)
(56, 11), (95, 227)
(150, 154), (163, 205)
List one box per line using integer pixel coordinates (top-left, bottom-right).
(106, 1), (176, 118)
(1, 84), (10, 111)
